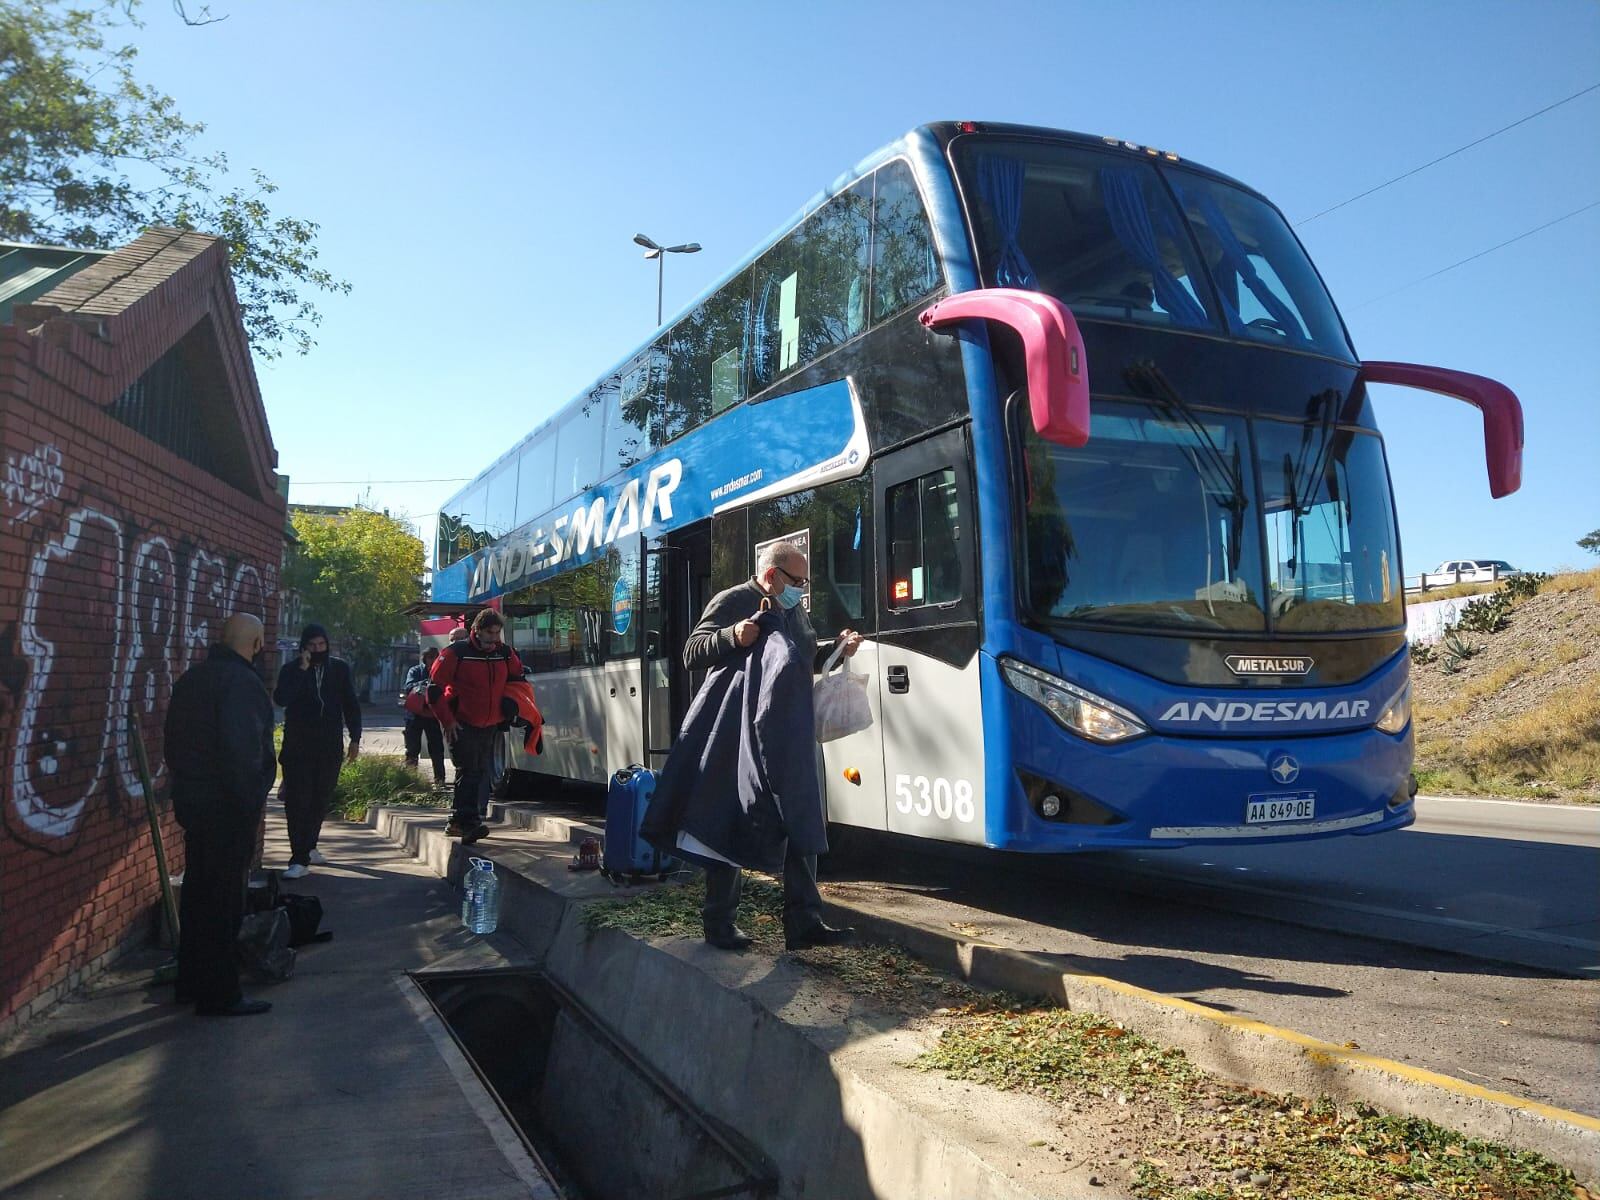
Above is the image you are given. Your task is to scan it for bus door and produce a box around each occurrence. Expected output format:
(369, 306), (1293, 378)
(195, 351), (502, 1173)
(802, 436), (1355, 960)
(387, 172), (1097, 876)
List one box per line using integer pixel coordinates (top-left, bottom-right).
(642, 520), (713, 771)
(873, 428), (987, 845)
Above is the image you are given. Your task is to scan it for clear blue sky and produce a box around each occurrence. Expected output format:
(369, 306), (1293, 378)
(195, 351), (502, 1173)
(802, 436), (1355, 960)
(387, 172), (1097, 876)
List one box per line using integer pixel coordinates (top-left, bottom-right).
(128, 0), (1600, 574)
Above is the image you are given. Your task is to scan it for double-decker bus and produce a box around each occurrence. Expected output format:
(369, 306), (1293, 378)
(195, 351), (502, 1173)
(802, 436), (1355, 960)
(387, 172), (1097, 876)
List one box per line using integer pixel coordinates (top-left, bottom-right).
(431, 121), (1522, 852)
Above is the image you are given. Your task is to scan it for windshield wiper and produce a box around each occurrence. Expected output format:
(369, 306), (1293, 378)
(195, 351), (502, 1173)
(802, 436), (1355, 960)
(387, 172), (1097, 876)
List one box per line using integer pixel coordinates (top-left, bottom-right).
(1124, 361), (1249, 575)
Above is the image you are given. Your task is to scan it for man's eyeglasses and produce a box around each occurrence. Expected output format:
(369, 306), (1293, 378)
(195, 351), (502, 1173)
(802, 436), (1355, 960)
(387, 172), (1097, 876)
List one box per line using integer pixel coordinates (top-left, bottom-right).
(775, 564), (808, 588)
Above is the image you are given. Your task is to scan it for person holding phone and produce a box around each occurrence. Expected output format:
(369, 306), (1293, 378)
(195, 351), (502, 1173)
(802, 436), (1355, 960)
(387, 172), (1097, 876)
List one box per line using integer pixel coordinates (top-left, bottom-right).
(273, 623), (361, 878)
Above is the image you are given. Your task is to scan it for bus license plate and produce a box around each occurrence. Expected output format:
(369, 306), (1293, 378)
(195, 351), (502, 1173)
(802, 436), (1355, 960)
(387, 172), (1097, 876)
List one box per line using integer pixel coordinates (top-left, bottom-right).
(1245, 792), (1316, 824)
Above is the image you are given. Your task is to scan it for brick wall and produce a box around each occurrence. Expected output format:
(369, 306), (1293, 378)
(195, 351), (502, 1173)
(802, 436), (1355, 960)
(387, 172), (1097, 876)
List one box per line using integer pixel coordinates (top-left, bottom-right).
(0, 231), (284, 1037)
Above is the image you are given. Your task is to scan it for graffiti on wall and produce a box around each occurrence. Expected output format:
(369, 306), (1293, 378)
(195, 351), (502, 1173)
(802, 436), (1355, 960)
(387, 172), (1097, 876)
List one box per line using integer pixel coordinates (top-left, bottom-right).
(1, 444), (275, 853)
(3, 443), (65, 526)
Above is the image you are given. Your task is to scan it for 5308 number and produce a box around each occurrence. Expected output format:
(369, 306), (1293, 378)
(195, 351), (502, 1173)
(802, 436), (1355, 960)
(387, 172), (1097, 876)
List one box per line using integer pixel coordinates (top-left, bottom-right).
(893, 775), (977, 824)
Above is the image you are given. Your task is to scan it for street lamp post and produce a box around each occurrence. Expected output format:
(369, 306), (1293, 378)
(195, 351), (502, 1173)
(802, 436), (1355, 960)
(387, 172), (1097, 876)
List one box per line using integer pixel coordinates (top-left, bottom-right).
(633, 233), (701, 326)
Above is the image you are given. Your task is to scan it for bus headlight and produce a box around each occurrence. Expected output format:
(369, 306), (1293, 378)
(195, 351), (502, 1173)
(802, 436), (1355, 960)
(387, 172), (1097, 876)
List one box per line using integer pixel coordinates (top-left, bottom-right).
(1375, 688), (1410, 734)
(1000, 658), (1147, 744)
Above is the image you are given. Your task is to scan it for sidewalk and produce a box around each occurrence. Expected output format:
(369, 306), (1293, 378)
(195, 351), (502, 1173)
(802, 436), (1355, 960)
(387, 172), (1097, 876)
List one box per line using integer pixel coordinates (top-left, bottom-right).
(0, 804), (549, 1200)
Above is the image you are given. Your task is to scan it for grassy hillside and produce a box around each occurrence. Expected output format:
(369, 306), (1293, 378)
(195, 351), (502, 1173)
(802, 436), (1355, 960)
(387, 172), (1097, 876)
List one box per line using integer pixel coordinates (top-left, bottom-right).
(1410, 567), (1600, 802)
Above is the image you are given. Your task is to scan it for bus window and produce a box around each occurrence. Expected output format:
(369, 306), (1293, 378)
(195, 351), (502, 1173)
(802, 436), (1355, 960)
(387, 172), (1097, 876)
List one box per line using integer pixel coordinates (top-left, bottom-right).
(666, 269), (751, 436)
(439, 483), (489, 567)
(617, 340), (669, 447)
(953, 139), (1216, 333)
(887, 469), (960, 610)
(1256, 421), (1402, 632)
(749, 479), (872, 640)
(749, 186), (871, 393)
(1169, 173), (1354, 362)
(608, 539), (641, 658)
(515, 429), (556, 527)
(595, 377), (645, 474)
(1020, 402), (1263, 632)
(554, 393), (606, 501)
(484, 460), (518, 539)
(710, 508), (748, 594)
(871, 160), (942, 322)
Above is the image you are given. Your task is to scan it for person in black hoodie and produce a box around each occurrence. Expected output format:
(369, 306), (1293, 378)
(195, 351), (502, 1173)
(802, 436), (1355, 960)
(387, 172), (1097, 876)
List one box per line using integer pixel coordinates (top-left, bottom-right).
(273, 623), (361, 878)
(165, 613), (277, 1016)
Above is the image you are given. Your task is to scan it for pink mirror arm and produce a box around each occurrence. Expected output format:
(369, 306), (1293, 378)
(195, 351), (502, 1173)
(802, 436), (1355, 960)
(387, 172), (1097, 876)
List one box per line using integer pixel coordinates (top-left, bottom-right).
(920, 288), (1091, 447)
(1361, 361), (1524, 498)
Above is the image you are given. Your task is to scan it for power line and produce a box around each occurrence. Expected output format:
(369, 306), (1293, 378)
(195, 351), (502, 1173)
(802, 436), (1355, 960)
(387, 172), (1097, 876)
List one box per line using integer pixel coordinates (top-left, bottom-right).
(1352, 199), (1600, 310)
(1296, 81), (1600, 226)
(289, 477), (471, 486)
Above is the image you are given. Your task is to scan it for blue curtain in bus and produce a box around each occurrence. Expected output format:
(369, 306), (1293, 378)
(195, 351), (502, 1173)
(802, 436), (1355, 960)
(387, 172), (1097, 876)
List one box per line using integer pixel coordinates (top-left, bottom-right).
(976, 156), (1037, 288)
(1098, 167), (1208, 328)
(1182, 188), (1305, 342)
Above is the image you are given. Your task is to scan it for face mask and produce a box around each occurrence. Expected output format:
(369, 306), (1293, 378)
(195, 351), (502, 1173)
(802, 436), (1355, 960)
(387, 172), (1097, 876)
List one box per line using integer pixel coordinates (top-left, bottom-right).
(777, 584), (805, 610)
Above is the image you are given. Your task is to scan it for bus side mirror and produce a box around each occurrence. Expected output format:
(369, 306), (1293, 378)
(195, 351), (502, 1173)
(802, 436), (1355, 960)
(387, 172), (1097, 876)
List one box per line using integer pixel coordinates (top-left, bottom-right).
(1360, 362), (1524, 498)
(920, 288), (1091, 447)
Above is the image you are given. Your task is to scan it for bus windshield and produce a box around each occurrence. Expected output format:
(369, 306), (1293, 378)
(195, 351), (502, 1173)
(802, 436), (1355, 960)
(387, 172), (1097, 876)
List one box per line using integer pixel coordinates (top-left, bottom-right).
(1022, 404), (1402, 634)
(953, 137), (1355, 360)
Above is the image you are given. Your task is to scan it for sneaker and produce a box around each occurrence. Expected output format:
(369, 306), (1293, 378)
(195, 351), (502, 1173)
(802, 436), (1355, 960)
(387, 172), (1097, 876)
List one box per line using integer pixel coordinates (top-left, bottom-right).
(462, 822), (489, 845)
(282, 863), (310, 880)
(307, 849), (328, 866)
(445, 820), (489, 841)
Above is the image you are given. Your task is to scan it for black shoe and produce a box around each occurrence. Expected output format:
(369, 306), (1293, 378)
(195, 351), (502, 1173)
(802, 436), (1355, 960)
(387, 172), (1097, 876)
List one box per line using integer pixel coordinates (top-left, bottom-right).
(196, 998), (272, 1017)
(786, 923), (854, 951)
(704, 927), (754, 951)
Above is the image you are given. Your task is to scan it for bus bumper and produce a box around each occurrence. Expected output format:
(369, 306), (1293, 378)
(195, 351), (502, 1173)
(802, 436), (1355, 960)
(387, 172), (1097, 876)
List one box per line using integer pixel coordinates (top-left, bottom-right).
(992, 698), (1415, 852)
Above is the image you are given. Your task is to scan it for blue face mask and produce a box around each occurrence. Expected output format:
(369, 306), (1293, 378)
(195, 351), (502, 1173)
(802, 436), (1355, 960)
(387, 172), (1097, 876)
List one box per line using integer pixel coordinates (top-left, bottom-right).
(777, 584), (805, 610)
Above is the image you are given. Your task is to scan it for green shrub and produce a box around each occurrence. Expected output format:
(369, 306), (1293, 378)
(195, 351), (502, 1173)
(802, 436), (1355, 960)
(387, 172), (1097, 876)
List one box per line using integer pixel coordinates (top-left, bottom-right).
(1440, 629), (1480, 675)
(1453, 593), (1511, 634)
(331, 755), (446, 821)
(1409, 641), (1436, 665)
(1503, 571), (1550, 601)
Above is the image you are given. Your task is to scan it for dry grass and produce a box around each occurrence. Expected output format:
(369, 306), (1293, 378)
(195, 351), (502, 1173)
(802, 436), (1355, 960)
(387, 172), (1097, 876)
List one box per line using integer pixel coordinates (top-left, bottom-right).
(1418, 683), (1600, 799)
(1405, 580), (1500, 605)
(1542, 565), (1600, 600)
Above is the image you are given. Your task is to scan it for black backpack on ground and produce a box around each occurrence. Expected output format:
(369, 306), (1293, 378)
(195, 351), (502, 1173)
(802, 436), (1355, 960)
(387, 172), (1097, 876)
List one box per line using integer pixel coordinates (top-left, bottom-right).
(276, 892), (332, 947)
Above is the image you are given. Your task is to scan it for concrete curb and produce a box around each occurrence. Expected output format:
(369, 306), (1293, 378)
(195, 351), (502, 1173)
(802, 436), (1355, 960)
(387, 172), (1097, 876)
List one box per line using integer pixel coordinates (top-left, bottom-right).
(823, 902), (1600, 1185)
(369, 805), (1089, 1200)
(383, 803), (1600, 1186)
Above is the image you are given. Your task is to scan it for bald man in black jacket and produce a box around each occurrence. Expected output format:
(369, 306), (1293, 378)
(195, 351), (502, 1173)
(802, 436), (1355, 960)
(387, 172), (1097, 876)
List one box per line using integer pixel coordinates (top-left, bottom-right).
(165, 613), (278, 1016)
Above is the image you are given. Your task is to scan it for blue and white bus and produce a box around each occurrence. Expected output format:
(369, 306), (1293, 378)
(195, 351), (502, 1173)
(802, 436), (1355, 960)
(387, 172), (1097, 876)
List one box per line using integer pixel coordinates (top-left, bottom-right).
(431, 121), (1522, 852)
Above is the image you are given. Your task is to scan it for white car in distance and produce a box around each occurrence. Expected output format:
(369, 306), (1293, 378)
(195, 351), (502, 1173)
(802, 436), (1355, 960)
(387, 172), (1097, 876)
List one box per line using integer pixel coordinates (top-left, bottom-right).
(1429, 559), (1521, 584)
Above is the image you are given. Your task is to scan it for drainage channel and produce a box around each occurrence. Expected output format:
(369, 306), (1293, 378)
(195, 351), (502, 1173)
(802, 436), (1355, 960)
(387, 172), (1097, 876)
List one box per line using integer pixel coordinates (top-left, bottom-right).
(412, 967), (778, 1200)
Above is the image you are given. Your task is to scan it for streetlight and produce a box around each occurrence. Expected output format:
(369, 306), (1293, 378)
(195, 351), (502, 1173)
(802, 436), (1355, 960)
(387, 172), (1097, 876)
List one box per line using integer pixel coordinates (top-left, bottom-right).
(634, 232), (701, 326)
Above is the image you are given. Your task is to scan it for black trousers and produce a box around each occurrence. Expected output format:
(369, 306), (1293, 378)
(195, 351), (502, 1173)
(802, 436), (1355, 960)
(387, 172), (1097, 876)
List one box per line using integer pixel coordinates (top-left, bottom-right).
(177, 810), (258, 1009)
(450, 724), (498, 826)
(403, 716), (446, 781)
(703, 845), (824, 939)
(280, 747), (342, 865)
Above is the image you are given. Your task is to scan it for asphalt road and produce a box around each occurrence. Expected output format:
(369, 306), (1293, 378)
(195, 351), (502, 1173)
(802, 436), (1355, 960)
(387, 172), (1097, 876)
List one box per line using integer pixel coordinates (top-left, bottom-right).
(1084, 795), (1600, 977)
(818, 796), (1600, 1116)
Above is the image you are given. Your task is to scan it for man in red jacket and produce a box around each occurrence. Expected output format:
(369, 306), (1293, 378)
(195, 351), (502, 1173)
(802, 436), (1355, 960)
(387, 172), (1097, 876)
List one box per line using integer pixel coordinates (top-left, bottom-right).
(430, 608), (523, 843)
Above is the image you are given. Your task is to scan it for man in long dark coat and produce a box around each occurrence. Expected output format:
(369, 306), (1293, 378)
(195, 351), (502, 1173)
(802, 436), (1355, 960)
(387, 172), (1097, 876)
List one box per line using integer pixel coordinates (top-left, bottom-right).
(646, 539), (862, 951)
(165, 613), (278, 1016)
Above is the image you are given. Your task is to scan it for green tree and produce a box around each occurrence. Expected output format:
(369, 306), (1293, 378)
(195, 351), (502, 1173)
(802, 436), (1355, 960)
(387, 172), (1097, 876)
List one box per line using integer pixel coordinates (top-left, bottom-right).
(1580, 529), (1600, 556)
(284, 507), (424, 678)
(0, 0), (348, 356)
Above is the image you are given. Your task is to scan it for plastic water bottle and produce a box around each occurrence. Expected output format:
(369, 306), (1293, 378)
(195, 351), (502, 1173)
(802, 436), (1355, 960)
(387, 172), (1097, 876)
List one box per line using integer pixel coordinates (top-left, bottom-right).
(462, 857), (500, 935)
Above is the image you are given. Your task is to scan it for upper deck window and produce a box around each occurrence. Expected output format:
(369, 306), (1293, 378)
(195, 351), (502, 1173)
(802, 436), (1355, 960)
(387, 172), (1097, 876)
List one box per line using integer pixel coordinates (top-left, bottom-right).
(955, 139), (1218, 333)
(1169, 173), (1354, 361)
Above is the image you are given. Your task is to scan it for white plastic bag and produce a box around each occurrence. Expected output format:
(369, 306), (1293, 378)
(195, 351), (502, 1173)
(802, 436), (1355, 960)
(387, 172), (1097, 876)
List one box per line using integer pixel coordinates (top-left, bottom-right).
(813, 641), (873, 743)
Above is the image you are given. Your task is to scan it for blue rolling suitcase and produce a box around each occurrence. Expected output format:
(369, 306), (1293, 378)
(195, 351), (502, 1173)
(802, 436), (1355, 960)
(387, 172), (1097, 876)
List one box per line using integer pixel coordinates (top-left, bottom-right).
(604, 764), (675, 881)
